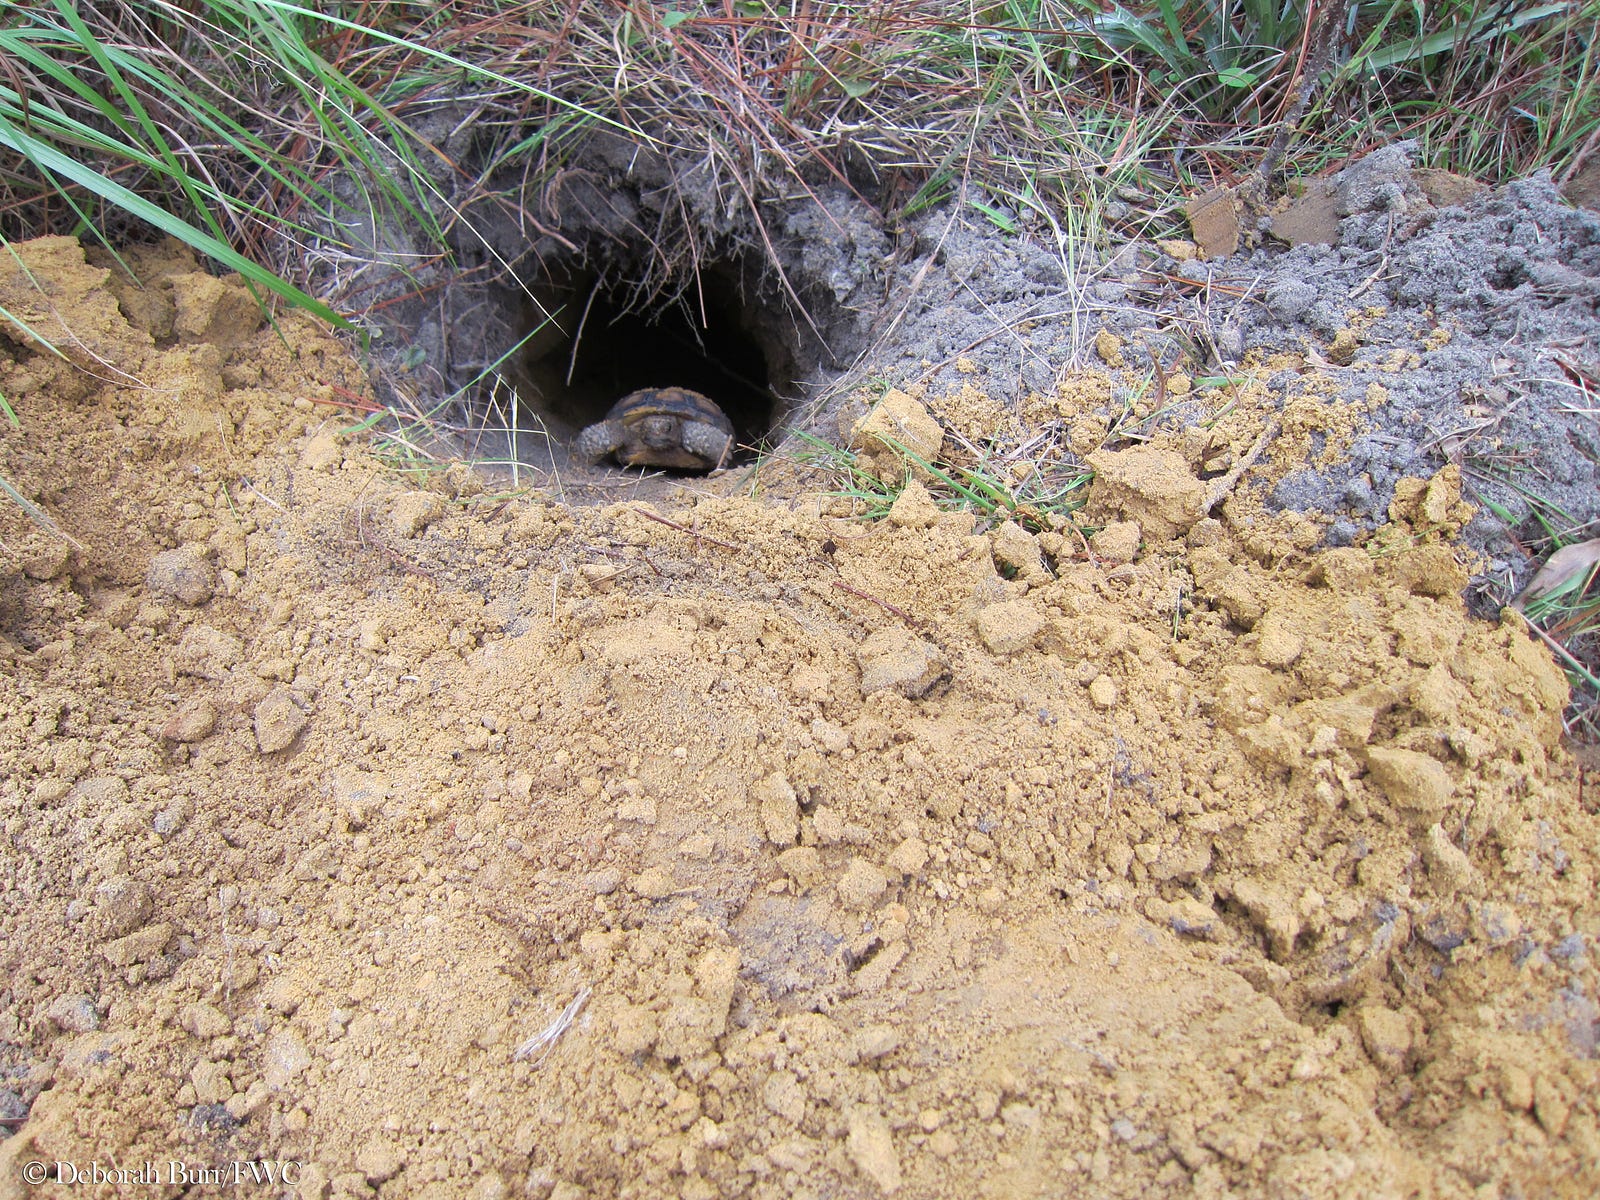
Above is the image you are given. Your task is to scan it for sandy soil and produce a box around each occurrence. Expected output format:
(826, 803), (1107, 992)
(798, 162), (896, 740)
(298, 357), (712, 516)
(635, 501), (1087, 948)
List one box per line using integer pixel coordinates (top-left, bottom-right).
(1, 235), (1597, 1199)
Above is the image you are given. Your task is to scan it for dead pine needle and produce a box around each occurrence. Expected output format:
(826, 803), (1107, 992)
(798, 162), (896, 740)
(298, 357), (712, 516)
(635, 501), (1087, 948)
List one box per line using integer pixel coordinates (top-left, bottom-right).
(832, 579), (916, 625)
(513, 987), (590, 1065)
(1202, 421), (1280, 516)
(632, 505), (743, 552)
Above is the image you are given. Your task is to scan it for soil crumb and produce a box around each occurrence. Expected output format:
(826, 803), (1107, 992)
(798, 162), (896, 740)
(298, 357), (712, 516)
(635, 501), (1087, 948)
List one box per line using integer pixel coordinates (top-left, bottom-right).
(2, 237), (1598, 1199)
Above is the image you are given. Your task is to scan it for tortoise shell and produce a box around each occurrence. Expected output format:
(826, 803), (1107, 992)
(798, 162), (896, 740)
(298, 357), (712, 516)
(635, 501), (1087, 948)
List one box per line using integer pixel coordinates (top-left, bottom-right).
(575, 386), (735, 471)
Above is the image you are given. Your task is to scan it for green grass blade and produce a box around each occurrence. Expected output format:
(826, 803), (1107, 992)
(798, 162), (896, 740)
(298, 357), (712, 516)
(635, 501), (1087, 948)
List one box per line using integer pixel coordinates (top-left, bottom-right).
(0, 471), (81, 547)
(0, 115), (346, 326)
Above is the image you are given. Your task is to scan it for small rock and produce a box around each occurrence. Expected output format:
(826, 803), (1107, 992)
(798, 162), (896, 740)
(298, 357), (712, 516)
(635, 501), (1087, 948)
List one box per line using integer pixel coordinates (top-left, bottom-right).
(262, 1029), (311, 1091)
(1356, 1006), (1412, 1074)
(1087, 673), (1118, 710)
(1090, 520), (1141, 563)
(887, 480), (941, 528)
(355, 1138), (406, 1185)
(161, 697), (218, 743)
(856, 627), (949, 699)
(254, 686), (308, 753)
(45, 994), (101, 1033)
(837, 858), (889, 909)
(753, 773), (799, 845)
(1365, 746), (1453, 817)
(146, 546), (215, 606)
(974, 601), (1044, 654)
(846, 1110), (903, 1194)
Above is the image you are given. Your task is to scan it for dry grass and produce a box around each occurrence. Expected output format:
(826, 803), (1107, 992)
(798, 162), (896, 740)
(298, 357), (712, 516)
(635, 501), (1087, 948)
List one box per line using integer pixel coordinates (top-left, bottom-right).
(7, 2), (1589, 322)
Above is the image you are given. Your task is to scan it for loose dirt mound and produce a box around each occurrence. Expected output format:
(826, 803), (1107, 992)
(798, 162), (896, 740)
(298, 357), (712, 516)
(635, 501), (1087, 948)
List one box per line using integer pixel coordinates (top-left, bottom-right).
(1, 236), (1597, 1199)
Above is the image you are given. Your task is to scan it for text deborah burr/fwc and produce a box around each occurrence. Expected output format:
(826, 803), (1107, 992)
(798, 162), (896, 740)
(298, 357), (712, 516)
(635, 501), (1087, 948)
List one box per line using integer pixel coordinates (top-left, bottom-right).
(22, 1160), (303, 1186)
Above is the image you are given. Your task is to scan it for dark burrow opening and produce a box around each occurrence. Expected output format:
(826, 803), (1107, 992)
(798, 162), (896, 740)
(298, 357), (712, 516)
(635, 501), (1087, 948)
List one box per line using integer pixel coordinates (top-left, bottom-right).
(369, 147), (887, 489)
(503, 253), (801, 474)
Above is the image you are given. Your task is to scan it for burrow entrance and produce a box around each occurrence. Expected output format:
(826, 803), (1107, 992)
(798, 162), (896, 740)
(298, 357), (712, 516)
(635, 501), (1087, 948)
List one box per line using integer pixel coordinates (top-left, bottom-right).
(504, 251), (791, 473)
(439, 204), (887, 493)
(362, 137), (890, 493)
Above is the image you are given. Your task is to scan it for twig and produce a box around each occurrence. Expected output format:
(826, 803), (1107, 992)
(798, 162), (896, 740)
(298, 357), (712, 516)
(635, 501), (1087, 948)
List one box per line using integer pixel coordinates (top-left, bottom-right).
(356, 508), (438, 579)
(1251, 1), (1347, 192)
(566, 278), (601, 387)
(832, 580), (915, 624)
(1349, 212), (1395, 300)
(631, 506), (742, 551)
(1202, 421), (1279, 515)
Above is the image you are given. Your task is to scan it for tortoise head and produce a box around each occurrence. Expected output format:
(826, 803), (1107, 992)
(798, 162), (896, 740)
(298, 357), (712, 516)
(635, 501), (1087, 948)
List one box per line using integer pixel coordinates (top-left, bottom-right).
(634, 413), (682, 450)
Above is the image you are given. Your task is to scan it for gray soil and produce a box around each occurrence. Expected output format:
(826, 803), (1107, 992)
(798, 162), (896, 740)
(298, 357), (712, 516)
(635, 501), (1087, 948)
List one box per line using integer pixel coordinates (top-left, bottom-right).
(849, 145), (1599, 603)
(348, 135), (1598, 609)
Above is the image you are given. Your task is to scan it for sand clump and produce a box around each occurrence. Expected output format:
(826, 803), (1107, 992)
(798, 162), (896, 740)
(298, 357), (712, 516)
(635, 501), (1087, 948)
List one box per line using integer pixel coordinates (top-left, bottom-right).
(1, 237), (1598, 1198)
